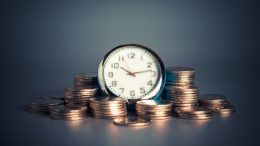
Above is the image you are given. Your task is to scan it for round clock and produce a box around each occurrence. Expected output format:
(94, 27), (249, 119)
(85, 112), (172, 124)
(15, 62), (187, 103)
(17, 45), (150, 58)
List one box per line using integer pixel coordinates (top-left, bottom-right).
(98, 44), (166, 101)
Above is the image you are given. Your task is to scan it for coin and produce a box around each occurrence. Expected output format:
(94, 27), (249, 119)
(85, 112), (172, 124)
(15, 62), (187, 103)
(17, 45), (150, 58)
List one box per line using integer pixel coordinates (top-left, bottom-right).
(27, 98), (64, 113)
(136, 99), (173, 120)
(40, 91), (65, 100)
(90, 97), (127, 119)
(113, 117), (151, 127)
(49, 104), (88, 121)
(74, 72), (98, 89)
(175, 107), (211, 114)
(199, 94), (228, 105)
(64, 86), (98, 105)
(175, 106), (213, 120)
(165, 67), (199, 109)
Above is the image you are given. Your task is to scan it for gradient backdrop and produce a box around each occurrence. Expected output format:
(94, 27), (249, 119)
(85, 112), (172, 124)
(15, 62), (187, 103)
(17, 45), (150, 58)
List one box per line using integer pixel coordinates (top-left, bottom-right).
(1, 0), (260, 146)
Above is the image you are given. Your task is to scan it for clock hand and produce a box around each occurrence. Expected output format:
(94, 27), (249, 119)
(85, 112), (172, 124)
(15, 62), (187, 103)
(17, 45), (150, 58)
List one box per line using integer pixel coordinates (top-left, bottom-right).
(120, 67), (136, 77)
(133, 70), (153, 74)
(123, 59), (134, 73)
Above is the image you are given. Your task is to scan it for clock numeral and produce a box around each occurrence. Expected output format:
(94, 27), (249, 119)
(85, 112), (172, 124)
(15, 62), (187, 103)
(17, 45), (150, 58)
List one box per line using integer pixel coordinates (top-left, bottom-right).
(119, 56), (124, 62)
(141, 55), (143, 61)
(111, 63), (119, 69)
(112, 81), (117, 87)
(147, 62), (152, 68)
(140, 87), (145, 94)
(127, 53), (135, 59)
(108, 72), (113, 78)
(151, 71), (156, 77)
(130, 90), (135, 96)
(119, 88), (124, 94)
(147, 80), (153, 86)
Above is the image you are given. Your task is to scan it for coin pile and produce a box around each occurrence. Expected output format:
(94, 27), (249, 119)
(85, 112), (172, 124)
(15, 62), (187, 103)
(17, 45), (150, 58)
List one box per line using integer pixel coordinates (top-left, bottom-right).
(64, 86), (98, 105)
(27, 98), (64, 114)
(74, 73), (98, 90)
(199, 94), (235, 115)
(136, 100), (172, 120)
(113, 116), (151, 127)
(89, 97), (127, 119)
(40, 91), (65, 100)
(175, 107), (213, 120)
(165, 67), (199, 107)
(49, 104), (88, 121)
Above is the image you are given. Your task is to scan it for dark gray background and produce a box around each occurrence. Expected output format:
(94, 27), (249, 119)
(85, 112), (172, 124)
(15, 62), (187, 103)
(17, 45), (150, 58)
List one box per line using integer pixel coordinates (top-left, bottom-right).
(1, 0), (260, 146)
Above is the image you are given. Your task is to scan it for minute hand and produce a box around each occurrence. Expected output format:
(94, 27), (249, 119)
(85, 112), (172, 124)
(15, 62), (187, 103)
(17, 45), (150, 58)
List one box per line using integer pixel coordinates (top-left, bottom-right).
(132, 70), (153, 74)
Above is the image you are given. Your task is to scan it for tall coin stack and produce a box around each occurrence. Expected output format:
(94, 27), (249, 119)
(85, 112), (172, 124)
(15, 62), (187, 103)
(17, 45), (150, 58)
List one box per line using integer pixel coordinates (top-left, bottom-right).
(64, 86), (98, 105)
(136, 100), (172, 120)
(89, 97), (127, 119)
(74, 73), (98, 90)
(64, 73), (99, 105)
(165, 67), (199, 108)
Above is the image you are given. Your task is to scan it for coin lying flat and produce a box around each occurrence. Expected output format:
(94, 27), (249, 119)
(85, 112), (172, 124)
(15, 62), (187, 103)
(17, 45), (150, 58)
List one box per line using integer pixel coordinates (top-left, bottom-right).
(113, 117), (151, 127)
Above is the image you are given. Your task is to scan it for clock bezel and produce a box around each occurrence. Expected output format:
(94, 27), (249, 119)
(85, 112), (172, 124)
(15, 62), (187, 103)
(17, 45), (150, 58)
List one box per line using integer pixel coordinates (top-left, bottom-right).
(98, 44), (166, 101)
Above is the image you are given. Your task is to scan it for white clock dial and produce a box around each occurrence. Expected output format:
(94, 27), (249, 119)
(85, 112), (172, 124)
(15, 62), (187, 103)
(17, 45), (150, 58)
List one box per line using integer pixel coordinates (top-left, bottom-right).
(101, 45), (162, 100)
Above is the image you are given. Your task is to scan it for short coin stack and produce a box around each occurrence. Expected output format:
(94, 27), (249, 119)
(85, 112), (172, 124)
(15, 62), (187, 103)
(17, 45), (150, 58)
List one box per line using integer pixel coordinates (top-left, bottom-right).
(64, 86), (98, 105)
(136, 100), (172, 120)
(74, 73), (98, 90)
(199, 94), (235, 115)
(49, 104), (88, 121)
(89, 97), (127, 119)
(27, 98), (64, 114)
(165, 67), (199, 107)
(175, 107), (213, 120)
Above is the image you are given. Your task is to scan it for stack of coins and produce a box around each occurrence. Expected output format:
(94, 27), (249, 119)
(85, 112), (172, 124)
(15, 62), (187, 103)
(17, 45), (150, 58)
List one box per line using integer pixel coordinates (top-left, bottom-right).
(64, 86), (98, 105)
(74, 73), (98, 90)
(175, 107), (213, 120)
(136, 100), (172, 120)
(27, 98), (64, 114)
(165, 67), (199, 107)
(49, 104), (88, 121)
(40, 91), (65, 100)
(199, 94), (235, 115)
(113, 116), (151, 127)
(89, 97), (127, 119)
(166, 67), (195, 86)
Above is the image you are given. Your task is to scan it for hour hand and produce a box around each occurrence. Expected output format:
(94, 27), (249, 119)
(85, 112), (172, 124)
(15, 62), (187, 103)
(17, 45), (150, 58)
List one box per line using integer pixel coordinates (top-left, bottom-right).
(120, 67), (136, 77)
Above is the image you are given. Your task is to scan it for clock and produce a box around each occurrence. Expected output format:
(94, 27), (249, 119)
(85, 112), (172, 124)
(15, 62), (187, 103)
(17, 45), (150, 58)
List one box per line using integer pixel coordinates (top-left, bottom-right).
(98, 44), (166, 101)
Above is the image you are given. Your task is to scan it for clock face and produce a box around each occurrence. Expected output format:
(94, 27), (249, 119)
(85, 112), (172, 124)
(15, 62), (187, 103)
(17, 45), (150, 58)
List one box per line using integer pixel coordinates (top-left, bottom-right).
(101, 45), (162, 100)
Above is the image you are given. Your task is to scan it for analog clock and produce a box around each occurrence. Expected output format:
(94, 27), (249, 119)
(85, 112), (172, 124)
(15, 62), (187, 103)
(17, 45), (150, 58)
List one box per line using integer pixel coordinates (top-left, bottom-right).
(98, 44), (165, 100)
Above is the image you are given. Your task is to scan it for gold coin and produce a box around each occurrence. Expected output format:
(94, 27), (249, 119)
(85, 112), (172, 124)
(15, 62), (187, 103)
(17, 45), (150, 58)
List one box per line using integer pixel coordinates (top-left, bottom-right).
(136, 100), (172, 107)
(113, 117), (151, 127)
(175, 107), (211, 114)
